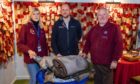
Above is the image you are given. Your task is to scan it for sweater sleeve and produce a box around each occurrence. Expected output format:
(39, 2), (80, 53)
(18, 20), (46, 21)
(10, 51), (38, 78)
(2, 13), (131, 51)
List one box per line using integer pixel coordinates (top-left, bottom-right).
(17, 24), (30, 54)
(112, 25), (123, 61)
(83, 29), (92, 54)
(51, 22), (60, 55)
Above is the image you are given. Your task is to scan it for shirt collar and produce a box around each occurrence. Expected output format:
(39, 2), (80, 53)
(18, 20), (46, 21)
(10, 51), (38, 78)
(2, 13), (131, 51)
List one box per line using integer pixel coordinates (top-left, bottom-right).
(97, 21), (110, 28)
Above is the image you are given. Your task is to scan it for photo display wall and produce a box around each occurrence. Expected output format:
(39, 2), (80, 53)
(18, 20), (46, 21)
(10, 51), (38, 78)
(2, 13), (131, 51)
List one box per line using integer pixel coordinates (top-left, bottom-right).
(0, 1), (139, 64)
(11, 2), (140, 57)
(15, 2), (140, 52)
(0, 1), (14, 65)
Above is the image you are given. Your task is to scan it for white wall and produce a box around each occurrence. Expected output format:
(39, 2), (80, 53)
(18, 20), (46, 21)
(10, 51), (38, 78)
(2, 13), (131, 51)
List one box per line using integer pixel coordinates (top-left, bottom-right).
(15, 54), (29, 79)
(0, 60), (16, 84)
(118, 0), (140, 4)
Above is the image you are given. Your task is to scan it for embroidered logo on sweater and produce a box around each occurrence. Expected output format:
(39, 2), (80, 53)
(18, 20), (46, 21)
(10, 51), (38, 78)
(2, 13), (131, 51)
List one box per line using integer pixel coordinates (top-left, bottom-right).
(102, 30), (108, 39)
(104, 31), (108, 35)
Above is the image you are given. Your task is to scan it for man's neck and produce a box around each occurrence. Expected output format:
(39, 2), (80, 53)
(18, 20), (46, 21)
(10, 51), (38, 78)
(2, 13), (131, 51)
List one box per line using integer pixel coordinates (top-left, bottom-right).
(99, 23), (105, 27)
(63, 16), (70, 22)
(63, 16), (70, 29)
(99, 21), (108, 27)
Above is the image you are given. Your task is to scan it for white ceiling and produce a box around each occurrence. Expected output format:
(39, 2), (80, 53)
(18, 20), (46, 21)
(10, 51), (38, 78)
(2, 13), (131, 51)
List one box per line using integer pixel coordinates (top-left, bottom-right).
(54, 0), (140, 4)
(12, 0), (140, 4)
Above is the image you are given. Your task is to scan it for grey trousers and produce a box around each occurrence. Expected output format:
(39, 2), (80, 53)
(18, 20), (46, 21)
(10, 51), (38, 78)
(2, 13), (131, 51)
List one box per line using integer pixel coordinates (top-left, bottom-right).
(94, 64), (113, 84)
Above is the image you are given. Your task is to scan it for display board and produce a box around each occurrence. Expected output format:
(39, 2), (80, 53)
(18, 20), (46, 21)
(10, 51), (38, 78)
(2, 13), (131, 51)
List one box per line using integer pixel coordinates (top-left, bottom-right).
(0, 1), (140, 64)
(14, 2), (140, 51)
(0, 1), (14, 65)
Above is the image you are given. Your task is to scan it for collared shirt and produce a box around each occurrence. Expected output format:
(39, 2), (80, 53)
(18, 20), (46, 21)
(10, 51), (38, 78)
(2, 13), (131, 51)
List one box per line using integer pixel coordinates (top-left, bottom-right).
(63, 17), (70, 30)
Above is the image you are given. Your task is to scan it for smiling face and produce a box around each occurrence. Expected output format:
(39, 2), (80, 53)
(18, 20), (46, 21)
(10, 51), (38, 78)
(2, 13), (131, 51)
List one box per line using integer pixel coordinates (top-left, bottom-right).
(31, 9), (40, 22)
(61, 4), (71, 18)
(97, 8), (109, 27)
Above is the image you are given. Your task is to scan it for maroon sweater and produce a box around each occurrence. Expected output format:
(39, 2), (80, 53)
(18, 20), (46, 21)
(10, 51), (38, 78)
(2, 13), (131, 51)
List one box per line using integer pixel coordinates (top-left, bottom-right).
(83, 21), (123, 65)
(17, 22), (48, 64)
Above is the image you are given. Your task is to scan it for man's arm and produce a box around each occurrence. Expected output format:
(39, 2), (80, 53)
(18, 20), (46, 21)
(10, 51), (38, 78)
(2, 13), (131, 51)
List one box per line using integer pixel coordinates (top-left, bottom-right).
(112, 25), (123, 61)
(77, 21), (83, 41)
(51, 22), (60, 55)
(110, 25), (123, 69)
(82, 29), (92, 56)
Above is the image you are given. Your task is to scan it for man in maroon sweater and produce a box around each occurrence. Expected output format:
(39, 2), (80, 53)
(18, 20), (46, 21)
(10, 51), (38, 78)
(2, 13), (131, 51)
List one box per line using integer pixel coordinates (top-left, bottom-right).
(82, 8), (123, 84)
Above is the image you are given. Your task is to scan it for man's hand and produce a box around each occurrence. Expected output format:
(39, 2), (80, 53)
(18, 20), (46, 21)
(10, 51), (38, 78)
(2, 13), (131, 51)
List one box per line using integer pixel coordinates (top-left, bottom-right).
(28, 50), (36, 59)
(79, 53), (87, 58)
(110, 61), (118, 69)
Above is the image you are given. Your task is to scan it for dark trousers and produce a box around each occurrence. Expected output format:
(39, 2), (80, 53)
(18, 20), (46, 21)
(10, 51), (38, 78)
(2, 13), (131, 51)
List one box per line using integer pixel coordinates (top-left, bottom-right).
(94, 64), (113, 84)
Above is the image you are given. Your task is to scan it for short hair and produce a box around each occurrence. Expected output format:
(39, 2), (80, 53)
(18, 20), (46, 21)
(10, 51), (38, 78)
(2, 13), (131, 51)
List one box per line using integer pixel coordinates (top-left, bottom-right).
(61, 3), (71, 9)
(97, 7), (109, 15)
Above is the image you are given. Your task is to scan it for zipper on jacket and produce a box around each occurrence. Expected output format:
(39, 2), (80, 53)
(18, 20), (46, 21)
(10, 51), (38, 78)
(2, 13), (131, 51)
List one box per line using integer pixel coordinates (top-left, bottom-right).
(67, 28), (70, 54)
(63, 20), (70, 54)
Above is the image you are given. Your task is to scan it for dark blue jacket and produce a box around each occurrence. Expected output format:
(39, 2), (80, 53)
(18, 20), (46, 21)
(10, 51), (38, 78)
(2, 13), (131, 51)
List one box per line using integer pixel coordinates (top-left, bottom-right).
(51, 17), (82, 56)
(138, 30), (140, 39)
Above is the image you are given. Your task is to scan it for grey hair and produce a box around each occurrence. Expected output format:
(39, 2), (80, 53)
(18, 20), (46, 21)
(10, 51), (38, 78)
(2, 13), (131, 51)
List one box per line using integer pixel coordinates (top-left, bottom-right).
(97, 7), (109, 15)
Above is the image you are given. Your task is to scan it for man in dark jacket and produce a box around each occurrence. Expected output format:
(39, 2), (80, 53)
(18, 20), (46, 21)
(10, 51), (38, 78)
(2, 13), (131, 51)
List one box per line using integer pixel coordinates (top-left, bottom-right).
(82, 8), (123, 84)
(51, 4), (82, 56)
